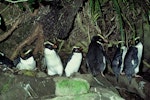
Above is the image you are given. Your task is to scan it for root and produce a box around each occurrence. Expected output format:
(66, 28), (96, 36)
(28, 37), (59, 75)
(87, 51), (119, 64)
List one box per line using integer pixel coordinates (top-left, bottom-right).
(0, 16), (23, 42)
(10, 23), (44, 60)
(143, 60), (150, 68)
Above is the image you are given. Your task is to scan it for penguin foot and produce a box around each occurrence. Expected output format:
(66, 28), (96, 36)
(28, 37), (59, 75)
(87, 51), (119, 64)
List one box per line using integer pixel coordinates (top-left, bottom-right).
(134, 74), (143, 78)
(120, 72), (125, 75)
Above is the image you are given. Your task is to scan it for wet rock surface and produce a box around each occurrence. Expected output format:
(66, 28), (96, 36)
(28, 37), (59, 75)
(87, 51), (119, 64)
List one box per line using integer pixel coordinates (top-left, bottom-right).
(0, 72), (149, 100)
(40, 0), (84, 40)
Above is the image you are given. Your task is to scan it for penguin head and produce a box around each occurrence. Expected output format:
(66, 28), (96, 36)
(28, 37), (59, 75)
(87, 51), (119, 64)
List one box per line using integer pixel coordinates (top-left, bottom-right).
(72, 46), (83, 53)
(91, 35), (108, 43)
(44, 41), (57, 50)
(117, 42), (127, 51)
(21, 49), (33, 60)
(128, 37), (141, 46)
(135, 37), (141, 45)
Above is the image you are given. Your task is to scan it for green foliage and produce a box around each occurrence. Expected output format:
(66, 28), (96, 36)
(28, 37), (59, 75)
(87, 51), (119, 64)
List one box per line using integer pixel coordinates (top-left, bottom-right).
(89, 0), (102, 23)
(112, 0), (125, 46)
(89, 0), (150, 45)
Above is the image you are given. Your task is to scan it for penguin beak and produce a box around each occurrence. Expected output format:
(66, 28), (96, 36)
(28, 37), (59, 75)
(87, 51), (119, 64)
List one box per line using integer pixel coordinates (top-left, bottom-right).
(103, 39), (108, 43)
(44, 41), (58, 49)
(73, 46), (83, 52)
(52, 44), (57, 49)
(78, 47), (83, 52)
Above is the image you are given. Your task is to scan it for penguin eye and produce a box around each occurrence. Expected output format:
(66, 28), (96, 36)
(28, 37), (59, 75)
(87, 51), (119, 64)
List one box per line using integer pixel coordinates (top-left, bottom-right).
(73, 48), (77, 52)
(46, 43), (58, 49)
(73, 48), (82, 53)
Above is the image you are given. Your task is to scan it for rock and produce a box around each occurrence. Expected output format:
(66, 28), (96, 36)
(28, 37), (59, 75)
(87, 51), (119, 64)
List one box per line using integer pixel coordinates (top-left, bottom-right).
(54, 77), (90, 96)
(0, 83), (28, 100)
(0, 72), (148, 99)
(47, 86), (124, 100)
(0, 73), (55, 100)
(36, 71), (47, 78)
(91, 87), (124, 100)
(40, 0), (84, 39)
(48, 93), (100, 100)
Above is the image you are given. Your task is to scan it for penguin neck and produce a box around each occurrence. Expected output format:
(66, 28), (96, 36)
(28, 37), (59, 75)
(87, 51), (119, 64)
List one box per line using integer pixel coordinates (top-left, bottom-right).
(20, 56), (34, 63)
(135, 42), (143, 57)
(22, 53), (33, 60)
(135, 42), (143, 48)
(121, 46), (127, 53)
(44, 48), (57, 55)
(73, 52), (82, 55)
(121, 46), (126, 50)
(135, 42), (143, 53)
(72, 52), (82, 60)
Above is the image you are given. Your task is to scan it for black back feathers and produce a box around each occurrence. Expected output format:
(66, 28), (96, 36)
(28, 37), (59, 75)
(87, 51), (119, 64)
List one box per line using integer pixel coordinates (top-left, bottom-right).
(112, 46), (124, 82)
(86, 36), (107, 77)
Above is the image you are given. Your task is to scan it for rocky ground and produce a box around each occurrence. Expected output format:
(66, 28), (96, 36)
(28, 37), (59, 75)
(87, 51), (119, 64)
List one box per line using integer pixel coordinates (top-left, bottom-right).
(0, 0), (150, 100)
(0, 69), (149, 100)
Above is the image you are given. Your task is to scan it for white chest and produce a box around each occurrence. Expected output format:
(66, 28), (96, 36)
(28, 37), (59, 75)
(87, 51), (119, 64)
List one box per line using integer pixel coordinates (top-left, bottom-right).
(120, 46), (127, 72)
(135, 42), (143, 73)
(65, 53), (82, 77)
(44, 48), (63, 76)
(44, 48), (62, 66)
(17, 57), (36, 70)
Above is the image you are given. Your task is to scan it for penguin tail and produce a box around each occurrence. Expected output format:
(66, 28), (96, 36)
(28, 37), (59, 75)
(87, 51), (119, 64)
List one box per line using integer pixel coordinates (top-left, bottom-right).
(127, 75), (132, 84)
(116, 74), (119, 83)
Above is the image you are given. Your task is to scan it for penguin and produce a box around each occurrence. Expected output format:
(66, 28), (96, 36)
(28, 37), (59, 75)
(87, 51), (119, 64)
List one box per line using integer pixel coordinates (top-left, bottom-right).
(44, 41), (63, 76)
(0, 14), (6, 31)
(16, 49), (36, 70)
(86, 35), (108, 77)
(65, 46), (83, 77)
(124, 39), (143, 83)
(0, 52), (14, 71)
(112, 44), (127, 82)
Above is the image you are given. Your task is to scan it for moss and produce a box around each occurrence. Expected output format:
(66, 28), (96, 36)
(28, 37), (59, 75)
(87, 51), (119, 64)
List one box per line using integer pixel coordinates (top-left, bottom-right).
(22, 70), (36, 77)
(0, 78), (12, 94)
(55, 78), (90, 96)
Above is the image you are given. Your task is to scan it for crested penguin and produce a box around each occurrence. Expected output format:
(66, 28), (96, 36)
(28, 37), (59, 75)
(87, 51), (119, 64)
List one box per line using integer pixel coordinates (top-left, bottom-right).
(0, 52), (14, 71)
(124, 39), (143, 83)
(65, 46), (83, 77)
(86, 35), (108, 77)
(112, 44), (127, 82)
(15, 49), (36, 70)
(44, 41), (63, 76)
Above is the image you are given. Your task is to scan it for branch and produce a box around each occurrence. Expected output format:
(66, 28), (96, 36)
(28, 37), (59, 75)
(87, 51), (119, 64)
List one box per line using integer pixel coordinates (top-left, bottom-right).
(0, 17), (23, 42)
(143, 60), (150, 68)
(10, 24), (42, 60)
